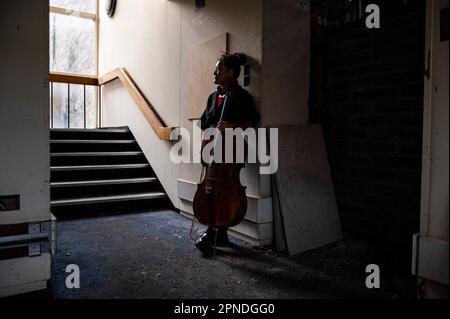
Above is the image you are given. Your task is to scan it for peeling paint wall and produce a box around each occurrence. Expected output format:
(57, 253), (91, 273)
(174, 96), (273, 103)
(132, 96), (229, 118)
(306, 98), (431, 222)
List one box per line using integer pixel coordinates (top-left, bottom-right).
(0, 0), (50, 225)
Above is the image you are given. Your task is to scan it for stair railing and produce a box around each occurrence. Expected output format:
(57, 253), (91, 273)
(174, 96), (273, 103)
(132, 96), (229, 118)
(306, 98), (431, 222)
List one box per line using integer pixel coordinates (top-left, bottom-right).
(48, 72), (98, 130)
(49, 68), (179, 141)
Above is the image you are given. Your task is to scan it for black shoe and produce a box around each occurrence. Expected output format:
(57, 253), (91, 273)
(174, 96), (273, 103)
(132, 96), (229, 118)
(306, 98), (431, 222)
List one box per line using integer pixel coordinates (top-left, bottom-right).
(194, 231), (215, 251)
(194, 228), (229, 251)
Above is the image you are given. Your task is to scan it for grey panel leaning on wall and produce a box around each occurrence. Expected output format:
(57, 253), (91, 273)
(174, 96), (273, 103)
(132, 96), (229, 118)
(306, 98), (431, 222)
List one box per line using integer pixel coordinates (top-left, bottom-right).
(273, 124), (342, 255)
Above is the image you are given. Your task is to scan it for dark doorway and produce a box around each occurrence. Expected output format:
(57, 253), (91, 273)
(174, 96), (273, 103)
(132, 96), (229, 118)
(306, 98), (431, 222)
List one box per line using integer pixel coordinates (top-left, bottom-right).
(309, 0), (426, 276)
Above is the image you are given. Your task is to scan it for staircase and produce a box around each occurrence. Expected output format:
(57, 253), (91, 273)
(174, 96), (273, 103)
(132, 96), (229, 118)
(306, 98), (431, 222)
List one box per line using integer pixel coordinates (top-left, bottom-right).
(50, 127), (170, 219)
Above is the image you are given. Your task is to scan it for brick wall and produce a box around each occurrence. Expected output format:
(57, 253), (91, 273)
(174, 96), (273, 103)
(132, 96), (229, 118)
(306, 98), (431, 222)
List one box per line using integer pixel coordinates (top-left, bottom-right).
(316, 2), (425, 254)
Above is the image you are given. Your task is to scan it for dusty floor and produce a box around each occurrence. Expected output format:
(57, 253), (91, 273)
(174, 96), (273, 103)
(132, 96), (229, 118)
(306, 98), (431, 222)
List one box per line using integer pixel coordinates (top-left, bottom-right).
(24, 210), (416, 299)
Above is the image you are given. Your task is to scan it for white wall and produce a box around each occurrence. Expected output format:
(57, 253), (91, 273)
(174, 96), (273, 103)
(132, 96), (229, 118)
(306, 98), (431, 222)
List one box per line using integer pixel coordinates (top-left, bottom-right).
(418, 0), (449, 298)
(0, 0), (50, 225)
(252, 0), (311, 199)
(421, 0), (449, 242)
(261, 0), (310, 127)
(99, 0), (181, 205)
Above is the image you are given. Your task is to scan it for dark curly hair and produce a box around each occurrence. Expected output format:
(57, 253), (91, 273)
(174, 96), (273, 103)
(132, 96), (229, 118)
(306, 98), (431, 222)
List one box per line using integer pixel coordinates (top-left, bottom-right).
(219, 52), (247, 79)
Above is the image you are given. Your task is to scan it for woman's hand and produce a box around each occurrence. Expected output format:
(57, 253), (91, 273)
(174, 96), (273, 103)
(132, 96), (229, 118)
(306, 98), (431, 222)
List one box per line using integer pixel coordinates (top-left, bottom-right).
(217, 121), (233, 131)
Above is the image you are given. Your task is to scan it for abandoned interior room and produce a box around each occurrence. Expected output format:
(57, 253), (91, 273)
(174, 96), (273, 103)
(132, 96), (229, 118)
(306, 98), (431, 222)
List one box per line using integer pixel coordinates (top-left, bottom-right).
(0, 0), (448, 301)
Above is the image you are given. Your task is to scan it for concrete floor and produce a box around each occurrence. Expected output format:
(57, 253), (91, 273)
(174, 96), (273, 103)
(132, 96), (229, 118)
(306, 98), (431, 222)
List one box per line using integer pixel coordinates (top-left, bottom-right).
(27, 210), (416, 299)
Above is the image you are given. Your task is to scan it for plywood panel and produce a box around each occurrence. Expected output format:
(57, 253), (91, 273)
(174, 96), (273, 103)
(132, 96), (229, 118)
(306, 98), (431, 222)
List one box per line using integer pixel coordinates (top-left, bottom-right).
(274, 124), (342, 255)
(187, 33), (228, 119)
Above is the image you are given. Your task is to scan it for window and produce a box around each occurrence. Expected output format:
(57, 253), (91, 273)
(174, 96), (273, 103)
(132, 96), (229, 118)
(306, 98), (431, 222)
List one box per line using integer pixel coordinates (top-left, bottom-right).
(51, 0), (96, 14)
(50, 82), (97, 129)
(49, 0), (98, 128)
(50, 0), (98, 76)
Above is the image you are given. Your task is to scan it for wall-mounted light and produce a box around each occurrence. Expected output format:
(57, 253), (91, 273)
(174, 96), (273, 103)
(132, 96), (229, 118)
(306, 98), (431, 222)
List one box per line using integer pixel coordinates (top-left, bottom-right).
(195, 0), (205, 10)
(106, 0), (117, 18)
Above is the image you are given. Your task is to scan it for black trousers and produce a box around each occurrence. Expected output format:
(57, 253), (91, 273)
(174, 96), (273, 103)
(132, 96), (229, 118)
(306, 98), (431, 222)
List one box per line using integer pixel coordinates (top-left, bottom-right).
(206, 226), (228, 235)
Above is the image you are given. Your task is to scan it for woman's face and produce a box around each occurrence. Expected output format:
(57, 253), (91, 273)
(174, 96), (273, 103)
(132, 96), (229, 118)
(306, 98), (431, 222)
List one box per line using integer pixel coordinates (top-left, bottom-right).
(213, 60), (234, 85)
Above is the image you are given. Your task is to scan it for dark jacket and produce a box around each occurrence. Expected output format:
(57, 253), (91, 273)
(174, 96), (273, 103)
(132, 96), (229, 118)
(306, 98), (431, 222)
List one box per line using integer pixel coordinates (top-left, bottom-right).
(199, 85), (261, 165)
(200, 86), (261, 131)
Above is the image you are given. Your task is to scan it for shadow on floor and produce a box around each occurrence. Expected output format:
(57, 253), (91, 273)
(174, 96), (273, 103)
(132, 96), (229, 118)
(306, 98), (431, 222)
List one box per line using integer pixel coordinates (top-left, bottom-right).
(12, 210), (416, 299)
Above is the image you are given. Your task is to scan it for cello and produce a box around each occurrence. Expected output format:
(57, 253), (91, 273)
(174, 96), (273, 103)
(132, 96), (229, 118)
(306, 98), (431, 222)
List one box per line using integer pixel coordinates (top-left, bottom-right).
(192, 88), (248, 241)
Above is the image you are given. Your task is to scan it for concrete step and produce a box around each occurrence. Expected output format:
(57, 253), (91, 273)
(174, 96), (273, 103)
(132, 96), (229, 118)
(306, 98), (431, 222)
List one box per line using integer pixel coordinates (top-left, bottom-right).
(49, 127), (170, 218)
(50, 164), (150, 171)
(50, 128), (129, 133)
(51, 192), (167, 207)
(50, 140), (136, 144)
(51, 152), (143, 157)
(50, 128), (133, 141)
(51, 177), (157, 188)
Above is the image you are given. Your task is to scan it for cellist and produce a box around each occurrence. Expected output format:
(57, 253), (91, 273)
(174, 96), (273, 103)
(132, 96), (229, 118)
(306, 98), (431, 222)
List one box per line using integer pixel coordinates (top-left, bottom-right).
(195, 52), (261, 251)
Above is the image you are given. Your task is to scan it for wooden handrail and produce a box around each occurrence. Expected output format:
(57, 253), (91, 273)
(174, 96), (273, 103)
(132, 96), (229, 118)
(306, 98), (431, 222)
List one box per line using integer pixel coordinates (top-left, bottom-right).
(49, 69), (178, 141)
(98, 68), (177, 140)
(49, 71), (98, 86)
(49, 6), (97, 21)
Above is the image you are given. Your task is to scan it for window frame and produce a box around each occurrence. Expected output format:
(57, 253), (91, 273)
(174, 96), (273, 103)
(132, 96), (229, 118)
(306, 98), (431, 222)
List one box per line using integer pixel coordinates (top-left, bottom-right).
(49, 0), (99, 77)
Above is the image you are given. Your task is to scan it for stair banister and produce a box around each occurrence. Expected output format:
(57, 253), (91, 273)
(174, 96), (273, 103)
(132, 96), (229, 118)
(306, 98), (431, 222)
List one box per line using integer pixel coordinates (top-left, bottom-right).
(49, 68), (179, 141)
